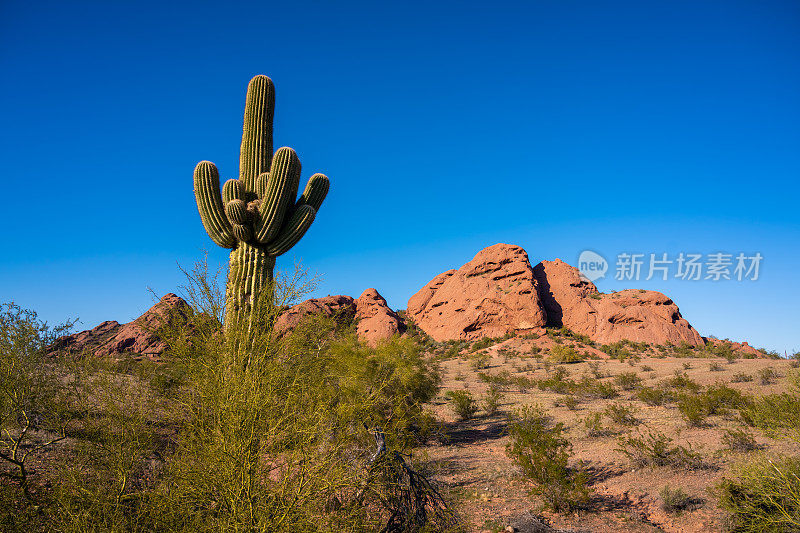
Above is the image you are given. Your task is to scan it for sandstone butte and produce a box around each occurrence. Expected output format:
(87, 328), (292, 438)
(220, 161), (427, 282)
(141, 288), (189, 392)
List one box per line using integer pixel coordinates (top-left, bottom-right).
(51, 243), (759, 357)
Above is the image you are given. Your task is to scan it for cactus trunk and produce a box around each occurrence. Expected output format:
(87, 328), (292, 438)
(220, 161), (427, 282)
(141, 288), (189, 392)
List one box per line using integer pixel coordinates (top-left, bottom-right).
(225, 241), (276, 332)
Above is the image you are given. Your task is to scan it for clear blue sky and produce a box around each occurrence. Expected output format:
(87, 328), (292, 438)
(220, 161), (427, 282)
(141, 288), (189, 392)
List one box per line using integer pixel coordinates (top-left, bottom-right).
(1, 0), (798, 353)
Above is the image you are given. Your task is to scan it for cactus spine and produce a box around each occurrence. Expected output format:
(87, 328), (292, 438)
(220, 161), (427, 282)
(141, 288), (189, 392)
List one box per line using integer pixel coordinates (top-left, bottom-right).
(193, 75), (329, 331)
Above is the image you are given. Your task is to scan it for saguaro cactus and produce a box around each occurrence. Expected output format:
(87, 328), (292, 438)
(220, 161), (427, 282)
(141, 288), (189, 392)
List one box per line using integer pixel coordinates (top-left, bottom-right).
(193, 75), (329, 330)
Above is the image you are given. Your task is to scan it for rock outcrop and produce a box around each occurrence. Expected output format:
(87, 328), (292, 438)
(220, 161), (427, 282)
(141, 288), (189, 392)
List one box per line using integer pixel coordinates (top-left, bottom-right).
(49, 293), (190, 358)
(273, 295), (357, 336)
(406, 244), (548, 341)
(533, 259), (704, 346)
(354, 288), (406, 346)
(274, 290), (405, 346)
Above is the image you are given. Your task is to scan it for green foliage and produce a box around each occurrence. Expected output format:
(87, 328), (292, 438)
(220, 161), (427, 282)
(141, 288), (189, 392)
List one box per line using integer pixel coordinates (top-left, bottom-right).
(731, 372), (753, 383)
(660, 485), (694, 513)
(739, 371), (800, 442)
(758, 367), (777, 385)
(617, 430), (705, 470)
(0, 302), (75, 500)
(505, 405), (589, 512)
(603, 403), (639, 426)
(446, 390), (478, 421)
(719, 455), (800, 532)
(469, 351), (491, 370)
(549, 344), (583, 364)
(583, 412), (613, 437)
(613, 371), (642, 391)
(636, 386), (674, 406)
(482, 385), (502, 416)
(678, 384), (750, 427)
(722, 428), (762, 453)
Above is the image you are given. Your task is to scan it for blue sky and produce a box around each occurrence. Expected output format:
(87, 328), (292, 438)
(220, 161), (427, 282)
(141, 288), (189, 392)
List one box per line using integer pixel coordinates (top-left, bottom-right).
(1, 0), (798, 353)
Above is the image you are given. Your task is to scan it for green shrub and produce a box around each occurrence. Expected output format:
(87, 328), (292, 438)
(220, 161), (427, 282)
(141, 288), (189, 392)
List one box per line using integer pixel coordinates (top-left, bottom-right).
(722, 428), (762, 452)
(575, 376), (619, 399)
(731, 372), (753, 383)
(549, 344), (583, 364)
(637, 386), (674, 406)
(470, 351), (491, 370)
(719, 455), (800, 532)
(446, 390), (478, 421)
(617, 430), (705, 470)
(482, 385), (502, 416)
(709, 362), (723, 372)
(604, 403), (639, 426)
(678, 395), (708, 427)
(660, 485), (694, 513)
(613, 372), (642, 391)
(506, 405), (589, 512)
(583, 412), (613, 437)
(758, 367), (777, 385)
(0, 302), (75, 500)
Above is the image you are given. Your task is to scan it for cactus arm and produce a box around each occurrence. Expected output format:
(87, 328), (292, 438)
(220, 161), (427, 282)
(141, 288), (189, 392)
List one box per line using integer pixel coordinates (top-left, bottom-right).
(265, 205), (317, 256)
(253, 147), (301, 244)
(194, 161), (236, 248)
(222, 178), (245, 204)
(239, 75), (275, 192)
(295, 173), (330, 212)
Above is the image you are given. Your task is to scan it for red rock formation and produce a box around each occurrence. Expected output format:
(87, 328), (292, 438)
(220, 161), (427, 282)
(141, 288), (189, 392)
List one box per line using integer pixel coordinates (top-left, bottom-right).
(354, 288), (405, 346)
(49, 293), (190, 358)
(406, 244), (548, 341)
(533, 259), (704, 346)
(273, 295), (356, 336)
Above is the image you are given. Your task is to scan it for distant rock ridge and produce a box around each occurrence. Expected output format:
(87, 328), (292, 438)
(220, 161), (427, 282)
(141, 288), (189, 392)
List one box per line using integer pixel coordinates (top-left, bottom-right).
(50, 243), (761, 358)
(48, 293), (190, 359)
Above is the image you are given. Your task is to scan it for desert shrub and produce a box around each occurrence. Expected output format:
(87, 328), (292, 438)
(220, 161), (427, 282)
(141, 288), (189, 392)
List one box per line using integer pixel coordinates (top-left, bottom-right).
(617, 430), (705, 470)
(731, 372), (753, 383)
(446, 390), (478, 421)
(678, 385), (750, 427)
(472, 337), (499, 351)
(758, 367), (777, 385)
(575, 376), (618, 399)
(0, 302), (75, 500)
(587, 361), (606, 379)
(549, 344), (583, 364)
(470, 351), (491, 370)
(678, 395), (709, 427)
(560, 396), (579, 410)
(660, 485), (694, 513)
(613, 371), (642, 391)
(536, 367), (575, 395)
(722, 428), (762, 452)
(636, 386), (674, 406)
(477, 371), (513, 389)
(719, 455), (800, 532)
(53, 260), (449, 532)
(640, 364), (654, 372)
(506, 405), (589, 512)
(529, 345), (542, 357)
(583, 412), (613, 437)
(482, 385), (502, 416)
(512, 375), (536, 392)
(739, 373), (800, 442)
(709, 362), (723, 372)
(661, 371), (701, 393)
(604, 403), (639, 426)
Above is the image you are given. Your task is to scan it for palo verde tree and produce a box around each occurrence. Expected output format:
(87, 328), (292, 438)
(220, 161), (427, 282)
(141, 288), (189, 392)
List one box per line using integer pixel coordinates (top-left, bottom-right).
(193, 75), (329, 332)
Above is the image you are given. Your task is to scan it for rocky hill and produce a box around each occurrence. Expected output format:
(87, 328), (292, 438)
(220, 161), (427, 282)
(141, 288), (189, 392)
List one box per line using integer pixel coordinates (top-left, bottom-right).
(50, 243), (762, 358)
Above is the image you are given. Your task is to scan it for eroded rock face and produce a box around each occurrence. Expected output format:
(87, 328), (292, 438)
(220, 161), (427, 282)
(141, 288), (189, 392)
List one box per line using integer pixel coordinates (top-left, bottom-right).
(273, 295), (357, 336)
(533, 259), (704, 346)
(49, 293), (191, 358)
(355, 288), (406, 347)
(406, 244), (548, 341)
